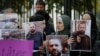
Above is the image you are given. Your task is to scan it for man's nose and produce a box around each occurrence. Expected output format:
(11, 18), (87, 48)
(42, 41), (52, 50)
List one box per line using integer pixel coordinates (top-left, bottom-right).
(38, 8), (41, 10)
(53, 46), (57, 49)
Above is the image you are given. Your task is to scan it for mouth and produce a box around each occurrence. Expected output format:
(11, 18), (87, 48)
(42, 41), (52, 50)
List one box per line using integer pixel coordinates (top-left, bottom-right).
(52, 50), (59, 54)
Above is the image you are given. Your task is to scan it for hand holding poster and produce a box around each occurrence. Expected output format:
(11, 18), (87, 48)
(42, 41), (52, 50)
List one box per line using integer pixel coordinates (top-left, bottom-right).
(0, 40), (33, 56)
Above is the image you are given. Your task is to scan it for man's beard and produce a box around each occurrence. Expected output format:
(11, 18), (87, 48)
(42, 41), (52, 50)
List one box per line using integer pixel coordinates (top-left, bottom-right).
(78, 30), (85, 35)
(50, 51), (61, 56)
(30, 30), (35, 33)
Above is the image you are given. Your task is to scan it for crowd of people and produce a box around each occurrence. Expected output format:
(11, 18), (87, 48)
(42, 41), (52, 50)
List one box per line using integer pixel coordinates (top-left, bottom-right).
(0, 0), (98, 56)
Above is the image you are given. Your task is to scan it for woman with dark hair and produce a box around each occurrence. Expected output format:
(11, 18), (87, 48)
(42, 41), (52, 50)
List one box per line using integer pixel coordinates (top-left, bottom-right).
(82, 35), (90, 50)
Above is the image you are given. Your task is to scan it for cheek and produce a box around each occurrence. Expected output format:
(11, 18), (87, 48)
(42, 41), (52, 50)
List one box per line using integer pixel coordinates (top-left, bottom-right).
(57, 26), (64, 31)
(35, 6), (39, 9)
(61, 25), (64, 29)
(57, 46), (61, 49)
(57, 46), (62, 51)
(42, 24), (45, 29)
(60, 25), (64, 30)
(57, 24), (63, 28)
(41, 7), (44, 10)
(48, 47), (53, 51)
(44, 25), (46, 28)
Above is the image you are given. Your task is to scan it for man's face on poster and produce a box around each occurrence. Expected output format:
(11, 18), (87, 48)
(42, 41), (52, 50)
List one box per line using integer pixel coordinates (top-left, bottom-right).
(2, 32), (10, 39)
(78, 23), (86, 34)
(30, 24), (36, 33)
(48, 39), (62, 56)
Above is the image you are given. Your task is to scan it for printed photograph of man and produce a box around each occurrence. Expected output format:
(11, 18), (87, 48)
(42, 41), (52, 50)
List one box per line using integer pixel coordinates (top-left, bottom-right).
(70, 20), (91, 51)
(22, 21), (44, 36)
(1, 29), (25, 40)
(46, 35), (69, 56)
(77, 21), (86, 35)
(71, 20), (91, 36)
(22, 21), (44, 56)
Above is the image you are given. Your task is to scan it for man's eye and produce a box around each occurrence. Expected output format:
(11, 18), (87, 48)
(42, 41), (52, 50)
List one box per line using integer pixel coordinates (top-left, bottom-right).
(49, 45), (53, 47)
(55, 44), (58, 47)
(58, 22), (62, 24)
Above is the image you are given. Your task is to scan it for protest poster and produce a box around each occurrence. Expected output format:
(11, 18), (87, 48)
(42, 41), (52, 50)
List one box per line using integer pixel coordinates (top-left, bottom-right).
(70, 20), (91, 51)
(0, 13), (18, 29)
(0, 29), (25, 40)
(0, 40), (33, 56)
(46, 35), (70, 56)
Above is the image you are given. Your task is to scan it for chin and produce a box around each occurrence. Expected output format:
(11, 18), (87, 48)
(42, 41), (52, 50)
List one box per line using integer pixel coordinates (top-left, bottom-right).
(54, 53), (61, 56)
(52, 53), (58, 56)
(58, 29), (62, 31)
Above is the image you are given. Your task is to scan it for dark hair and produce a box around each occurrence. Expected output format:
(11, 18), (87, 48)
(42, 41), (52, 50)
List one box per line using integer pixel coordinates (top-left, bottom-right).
(36, 1), (45, 7)
(82, 35), (90, 49)
(29, 14), (45, 22)
(35, 10), (50, 22)
(72, 31), (84, 42)
(72, 31), (80, 38)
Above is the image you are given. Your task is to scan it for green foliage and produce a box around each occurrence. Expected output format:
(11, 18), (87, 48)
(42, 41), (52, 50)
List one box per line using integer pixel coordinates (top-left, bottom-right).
(96, 0), (100, 12)
(71, 0), (84, 12)
(0, 0), (97, 15)
(45, 0), (96, 14)
(45, 0), (64, 13)
(0, 0), (33, 15)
